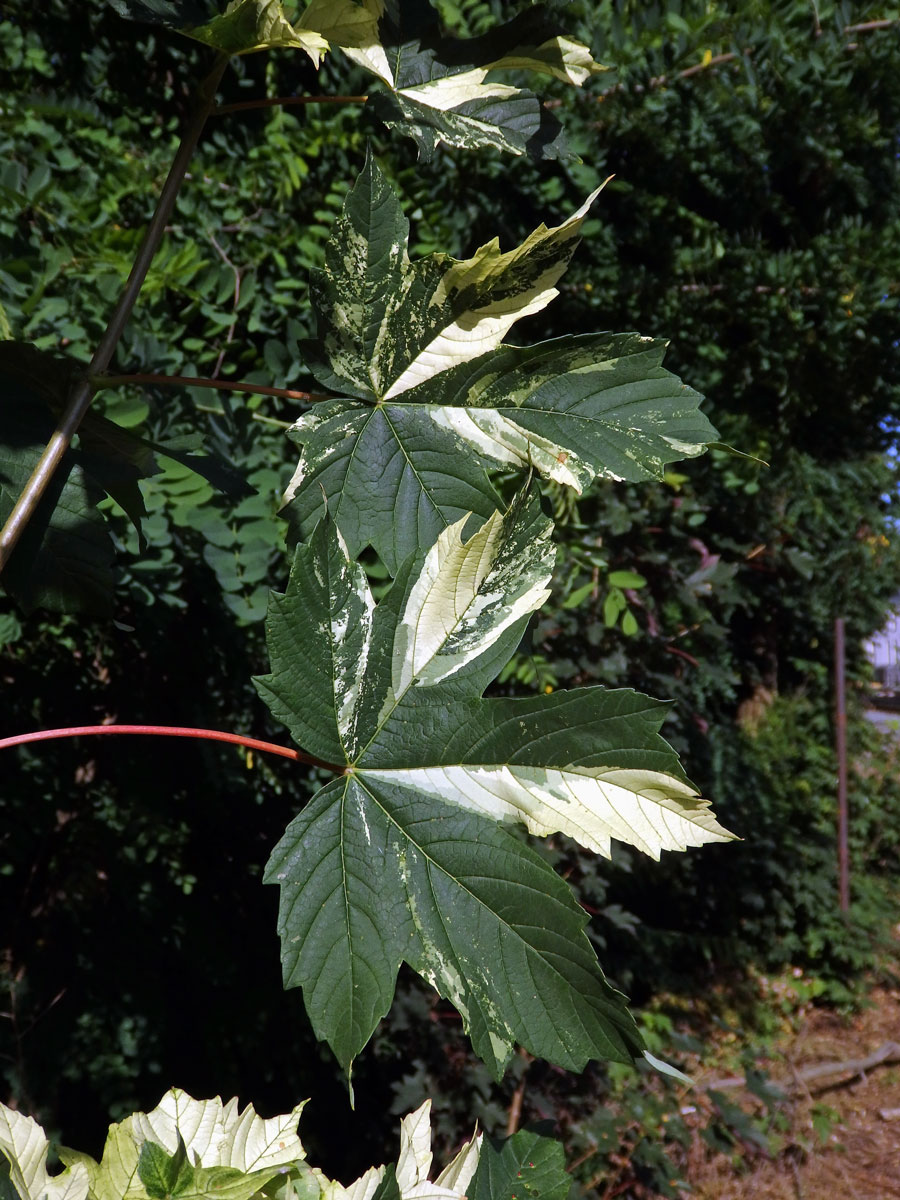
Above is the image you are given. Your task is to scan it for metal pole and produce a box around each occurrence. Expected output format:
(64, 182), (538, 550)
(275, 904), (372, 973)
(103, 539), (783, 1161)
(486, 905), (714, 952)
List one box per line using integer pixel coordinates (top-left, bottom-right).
(835, 617), (850, 912)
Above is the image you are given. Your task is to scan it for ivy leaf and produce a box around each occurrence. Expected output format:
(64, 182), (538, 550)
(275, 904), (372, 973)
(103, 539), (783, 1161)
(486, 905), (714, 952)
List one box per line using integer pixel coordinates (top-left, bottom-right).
(257, 494), (733, 1074)
(0, 1105), (89, 1200)
(106, 0), (329, 61)
(469, 1129), (568, 1200)
(284, 156), (716, 572)
(300, 2), (606, 159)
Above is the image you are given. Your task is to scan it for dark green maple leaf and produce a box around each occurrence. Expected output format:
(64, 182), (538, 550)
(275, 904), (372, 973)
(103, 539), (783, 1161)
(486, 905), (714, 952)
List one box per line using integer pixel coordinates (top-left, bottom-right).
(256, 492), (733, 1075)
(470, 1128), (570, 1200)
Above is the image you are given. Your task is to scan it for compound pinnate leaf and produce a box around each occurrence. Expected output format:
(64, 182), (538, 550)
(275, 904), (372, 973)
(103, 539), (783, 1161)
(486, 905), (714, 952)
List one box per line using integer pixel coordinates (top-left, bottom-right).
(257, 495), (733, 1072)
(283, 156), (716, 571)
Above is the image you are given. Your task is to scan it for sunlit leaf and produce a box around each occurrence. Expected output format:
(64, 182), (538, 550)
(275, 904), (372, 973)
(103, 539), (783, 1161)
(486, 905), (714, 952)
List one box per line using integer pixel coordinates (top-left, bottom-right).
(0, 1106), (89, 1200)
(257, 494), (732, 1072)
(106, 0), (328, 60)
(314, 1101), (479, 1200)
(301, 3), (605, 158)
(284, 156), (716, 571)
(59, 1091), (308, 1200)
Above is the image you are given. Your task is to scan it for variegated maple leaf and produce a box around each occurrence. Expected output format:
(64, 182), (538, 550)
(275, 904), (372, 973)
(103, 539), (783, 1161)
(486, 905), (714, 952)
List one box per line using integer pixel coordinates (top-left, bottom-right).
(106, 0), (330, 60)
(283, 154), (718, 572)
(298, 1), (605, 158)
(256, 493), (733, 1075)
(106, 0), (602, 155)
(56, 1089), (309, 1200)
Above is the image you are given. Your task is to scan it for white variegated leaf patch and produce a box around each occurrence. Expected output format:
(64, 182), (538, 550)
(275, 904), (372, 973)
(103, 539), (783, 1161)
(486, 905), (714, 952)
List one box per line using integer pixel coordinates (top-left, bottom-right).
(391, 505), (554, 696)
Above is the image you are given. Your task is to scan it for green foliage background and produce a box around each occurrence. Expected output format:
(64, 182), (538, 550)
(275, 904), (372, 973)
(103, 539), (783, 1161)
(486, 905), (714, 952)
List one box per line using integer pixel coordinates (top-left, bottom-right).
(3, 0), (900, 1192)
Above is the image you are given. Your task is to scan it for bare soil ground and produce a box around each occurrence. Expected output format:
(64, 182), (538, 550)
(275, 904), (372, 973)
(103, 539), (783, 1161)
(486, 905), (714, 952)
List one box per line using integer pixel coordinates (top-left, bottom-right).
(682, 964), (900, 1198)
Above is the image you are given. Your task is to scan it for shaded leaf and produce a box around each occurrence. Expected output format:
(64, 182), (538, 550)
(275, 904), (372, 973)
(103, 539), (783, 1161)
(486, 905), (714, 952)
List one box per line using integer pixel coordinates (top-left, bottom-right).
(106, 0), (220, 25)
(138, 1137), (192, 1199)
(369, 1168), (401, 1200)
(0, 345), (252, 611)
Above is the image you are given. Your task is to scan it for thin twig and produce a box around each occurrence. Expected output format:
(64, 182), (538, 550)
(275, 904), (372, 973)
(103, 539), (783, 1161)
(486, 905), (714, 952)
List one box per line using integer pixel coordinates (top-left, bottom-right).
(664, 644), (700, 668)
(206, 229), (241, 378)
(92, 372), (333, 405)
(0, 54), (229, 575)
(0, 724), (346, 775)
(845, 18), (898, 33)
(672, 51), (737, 81)
(195, 403), (292, 429)
(214, 94), (368, 115)
(506, 1079), (526, 1137)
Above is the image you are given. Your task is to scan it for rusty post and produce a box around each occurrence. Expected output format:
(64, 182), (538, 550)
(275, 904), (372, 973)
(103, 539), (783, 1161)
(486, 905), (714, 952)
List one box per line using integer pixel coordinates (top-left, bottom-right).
(834, 617), (850, 912)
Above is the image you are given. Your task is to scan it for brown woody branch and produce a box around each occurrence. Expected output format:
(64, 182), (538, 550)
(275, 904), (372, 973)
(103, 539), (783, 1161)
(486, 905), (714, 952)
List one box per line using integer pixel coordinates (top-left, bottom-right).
(0, 54), (229, 574)
(214, 95), (367, 115)
(700, 1040), (900, 1093)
